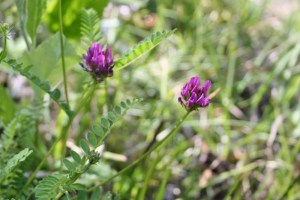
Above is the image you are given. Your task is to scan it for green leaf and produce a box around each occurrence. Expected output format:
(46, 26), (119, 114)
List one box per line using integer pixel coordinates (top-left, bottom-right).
(26, 0), (46, 45)
(92, 125), (104, 137)
(69, 183), (86, 191)
(0, 148), (32, 181)
(113, 106), (122, 115)
(77, 191), (88, 200)
(63, 158), (76, 171)
(0, 85), (16, 125)
(21, 32), (77, 98)
(107, 112), (116, 122)
(80, 8), (100, 47)
(90, 188), (101, 200)
(35, 174), (68, 200)
(80, 139), (90, 155)
(50, 89), (61, 100)
(120, 101), (126, 109)
(115, 30), (175, 70)
(125, 99), (132, 106)
(3, 57), (72, 117)
(70, 150), (81, 164)
(100, 118), (110, 129)
(43, 0), (109, 38)
(87, 132), (97, 147)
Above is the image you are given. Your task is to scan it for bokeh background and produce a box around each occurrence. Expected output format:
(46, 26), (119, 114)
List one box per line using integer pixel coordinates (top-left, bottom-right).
(1, 0), (300, 199)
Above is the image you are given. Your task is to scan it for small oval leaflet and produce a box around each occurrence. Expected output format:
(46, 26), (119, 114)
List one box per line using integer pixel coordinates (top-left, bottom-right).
(92, 125), (104, 137)
(101, 118), (110, 129)
(63, 158), (76, 171)
(87, 132), (97, 147)
(80, 139), (90, 155)
(70, 150), (81, 164)
(120, 101), (126, 109)
(114, 106), (122, 115)
(107, 112), (116, 122)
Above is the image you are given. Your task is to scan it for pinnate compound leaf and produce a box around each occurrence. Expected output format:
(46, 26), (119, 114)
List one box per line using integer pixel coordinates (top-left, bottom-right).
(80, 8), (100, 47)
(91, 99), (142, 145)
(0, 148), (32, 181)
(115, 30), (175, 70)
(3, 58), (72, 117)
(35, 174), (67, 200)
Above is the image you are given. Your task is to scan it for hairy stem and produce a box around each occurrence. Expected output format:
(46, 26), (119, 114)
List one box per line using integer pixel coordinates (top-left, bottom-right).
(88, 111), (191, 191)
(58, 0), (69, 105)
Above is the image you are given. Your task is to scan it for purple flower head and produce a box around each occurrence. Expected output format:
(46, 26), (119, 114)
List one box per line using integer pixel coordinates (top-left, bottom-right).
(178, 76), (212, 111)
(80, 42), (114, 82)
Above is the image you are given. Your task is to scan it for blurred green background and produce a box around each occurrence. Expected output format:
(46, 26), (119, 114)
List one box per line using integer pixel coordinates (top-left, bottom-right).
(1, 0), (300, 199)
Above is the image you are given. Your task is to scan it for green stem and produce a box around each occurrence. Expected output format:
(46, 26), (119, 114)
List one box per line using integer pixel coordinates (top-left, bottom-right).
(58, 0), (69, 105)
(104, 79), (110, 110)
(19, 83), (97, 195)
(88, 111), (191, 191)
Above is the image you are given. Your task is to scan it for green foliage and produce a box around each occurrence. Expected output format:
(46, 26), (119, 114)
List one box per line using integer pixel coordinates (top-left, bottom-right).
(34, 99), (141, 199)
(0, 148), (33, 198)
(80, 98), (142, 159)
(0, 104), (41, 158)
(0, 103), (42, 197)
(115, 30), (175, 70)
(0, 85), (16, 125)
(26, 0), (47, 46)
(0, 148), (33, 181)
(43, 0), (109, 38)
(0, 23), (9, 61)
(35, 174), (68, 200)
(21, 32), (77, 91)
(80, 8), (101, 47)
(3, 58), (73, 116)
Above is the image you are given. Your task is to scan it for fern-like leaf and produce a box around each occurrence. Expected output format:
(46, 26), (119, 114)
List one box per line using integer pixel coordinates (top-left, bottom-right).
(3, 58), (73, 117)
(80, 8), (101, 47)
(90, 98), (142, 147)
(115, 30), (175, 70)
(0, 148), (32, 182)
(35, 174), (68, 200)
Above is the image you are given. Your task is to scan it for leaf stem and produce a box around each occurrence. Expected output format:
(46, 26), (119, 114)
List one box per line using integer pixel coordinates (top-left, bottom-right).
(58, 0), (69, 105)
(88, 111), (191, 191)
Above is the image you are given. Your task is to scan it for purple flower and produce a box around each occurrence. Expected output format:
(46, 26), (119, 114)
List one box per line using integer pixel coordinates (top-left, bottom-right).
(80, 42), (114, 82)
(178, 76), (211, 111)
